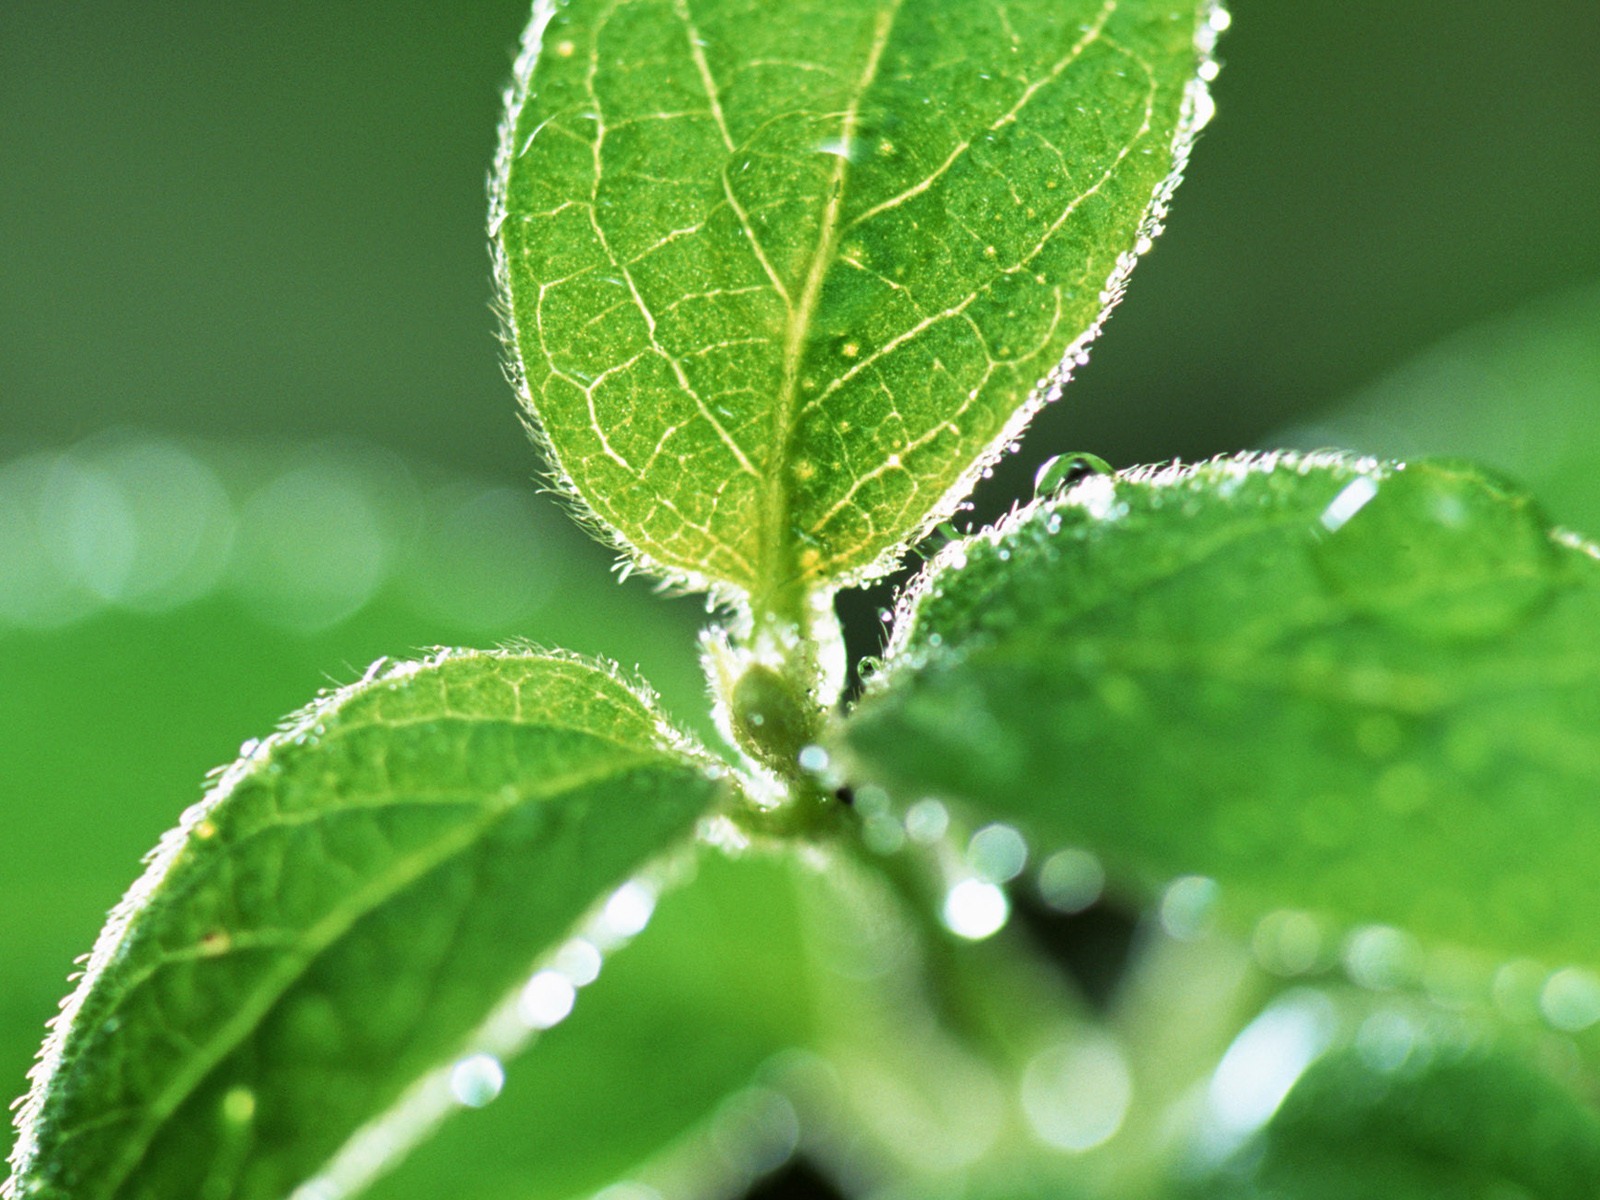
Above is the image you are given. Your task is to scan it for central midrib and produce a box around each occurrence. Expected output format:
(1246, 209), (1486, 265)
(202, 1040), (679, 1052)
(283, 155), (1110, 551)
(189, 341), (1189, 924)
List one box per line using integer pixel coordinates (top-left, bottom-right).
(756, 0), (904, 616)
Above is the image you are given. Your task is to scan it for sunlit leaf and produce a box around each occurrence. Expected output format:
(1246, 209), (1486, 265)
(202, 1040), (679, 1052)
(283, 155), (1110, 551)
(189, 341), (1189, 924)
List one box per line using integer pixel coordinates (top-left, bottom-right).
(365, 849), (817, 1200)
(5, 650), (727, 1200)
(1286, 279), (1600, 536)
(1187, 1042), (1600, 1199)
(841, 452), (1600, 970)
(494, 0), (1222, 603)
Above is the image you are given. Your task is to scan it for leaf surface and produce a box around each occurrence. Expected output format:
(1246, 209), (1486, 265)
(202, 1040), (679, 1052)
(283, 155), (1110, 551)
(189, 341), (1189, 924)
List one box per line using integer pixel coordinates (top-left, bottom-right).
(494, 0), (1220, 601)
(841, 452), (1600, 969)
(1187, 1042), (1600, 1199)
(1286, 279), (1600, 535)
(6, 649), (726, 1200)
(364, 849), (818, 1200)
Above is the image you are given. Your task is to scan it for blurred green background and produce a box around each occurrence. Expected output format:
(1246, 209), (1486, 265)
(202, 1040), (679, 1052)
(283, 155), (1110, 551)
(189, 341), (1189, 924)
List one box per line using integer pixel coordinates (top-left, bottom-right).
(3, 1), (1599, 1196)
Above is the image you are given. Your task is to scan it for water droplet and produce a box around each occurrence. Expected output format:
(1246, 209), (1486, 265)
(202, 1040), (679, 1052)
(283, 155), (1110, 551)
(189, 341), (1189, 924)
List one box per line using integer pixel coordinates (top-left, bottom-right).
(1036, 848), (1104, 913)
(595, 880), (656, 944)
(854, 784), (891, 817)
(1208, 5), (1233, 33)
(814, 137), (859, 160)
(1159, 875), (1219, 941)
(1033, 452), (1112, 498)
(519, 969), (577, 1029)
(1069, 473), (1121, 521)
(904, 798), (950, 843)
(1491, 958), (1547, 1023)
(449, 1054), (505, 1108)
(967, 823), (1028, 883)
(862, 814), (906, 855)
(1541, 967), (1600, 1032)
(553, 937), (603, 986)
(405, 486), (556, 631)
(942, 879), (1010, 940)
(1021, 1036), (1132, 1152)
(797, 744), (829, 773)
(221, 1086), (256, 1125)
(1251, 910), (1325, 976)
(711, 1087), (801, 1178)
(1311, 461), (1558, 641)
(1343, 925), (1419, 991)
(1354, 1008), (1421, 1073)
(1318, 475), (1379, 533)
(232, 455), (400, 632)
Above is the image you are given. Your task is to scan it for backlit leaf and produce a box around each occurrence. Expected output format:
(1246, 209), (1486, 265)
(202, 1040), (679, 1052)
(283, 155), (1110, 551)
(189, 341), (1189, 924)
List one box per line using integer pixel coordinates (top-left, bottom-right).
(841, 452), (1600, 971)
(1188, 1042), (1600, 1199)
(364, 849), (818, 1200)
(1285, 278), (1600, 536)
(6, 650), (727, 1200)
(494, 0), (1222, 605)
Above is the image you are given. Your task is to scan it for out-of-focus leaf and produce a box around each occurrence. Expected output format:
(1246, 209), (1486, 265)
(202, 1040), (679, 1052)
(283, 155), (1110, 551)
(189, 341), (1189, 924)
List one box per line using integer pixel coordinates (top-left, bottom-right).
(495, 0), (1221, 601)
(841, 451), (1600, 970)
(1187, 1043), (1600, 1199)
(1285, 280), (1600, 535)
(366, 848), (818, 1200)
(5, 650), (726, 1200)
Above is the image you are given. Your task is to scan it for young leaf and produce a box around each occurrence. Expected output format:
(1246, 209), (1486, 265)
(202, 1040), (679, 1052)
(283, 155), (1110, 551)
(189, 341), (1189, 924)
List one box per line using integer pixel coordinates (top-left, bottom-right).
(364, 849), (818, 1200)
(1187, 1042), (1600, 1199)
(840, 452), (1600, 971)
(1286, 279), (1600, 536)
(493, 0), (1223, 606)
(5, 649), (728, 1200)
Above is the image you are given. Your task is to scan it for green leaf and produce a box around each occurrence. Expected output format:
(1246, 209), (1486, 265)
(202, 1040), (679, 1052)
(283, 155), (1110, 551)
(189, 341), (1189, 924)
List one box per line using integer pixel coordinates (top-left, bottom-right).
(840, 452), (1600, 970)
(365, 848), (818, 1200)
(1286, 279), (1600, 537)
(6, 649), (727, 1200)
(494, 0), (1221, 604)
(1188, 1042), (1600, 1199)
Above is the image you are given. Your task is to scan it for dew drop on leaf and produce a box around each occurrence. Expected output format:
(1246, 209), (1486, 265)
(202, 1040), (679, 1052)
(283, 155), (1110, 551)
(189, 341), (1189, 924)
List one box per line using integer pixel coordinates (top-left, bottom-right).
(448, 1054), (505, 1109)
(942, 879), (1010, 940)
(1353, 1009), (1423, 1074)
(1342, 924), (1419, 991)
(221, 1086), (256, 1126)
(551, 937), (603, 987)
(904, 798), (950, 843)
(967, 823), (1028, 883)
(1540, 967), (1600, 1032)
(1310, 460), (1559, 640)
(1035, 848), (1104, 914)
(1159, 874), (1219, 941)
(518, 969), (576, 1030)
(1020, 1036), (1132, 1152)
(1033, 452), (1113, 499)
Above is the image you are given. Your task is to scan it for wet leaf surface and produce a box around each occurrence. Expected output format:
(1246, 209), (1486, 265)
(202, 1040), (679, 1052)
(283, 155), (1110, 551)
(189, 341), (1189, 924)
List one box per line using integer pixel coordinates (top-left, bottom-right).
(495, 0), (1219, 601)
(842, 452), (1600, 971)
(1187, 1041), (1600, 1199)
(7, 650), (725, 1200)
